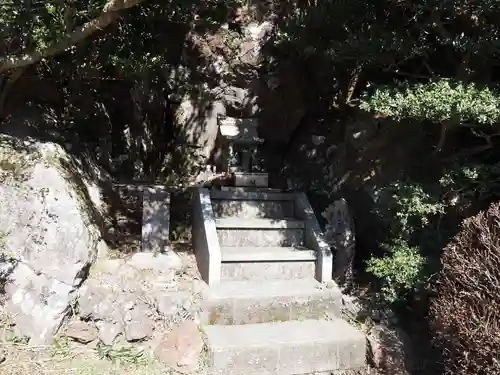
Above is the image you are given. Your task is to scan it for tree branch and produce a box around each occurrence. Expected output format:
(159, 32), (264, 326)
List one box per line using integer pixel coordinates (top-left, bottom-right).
(0, 68), (25, 118)
(444, 129), (500, 161)
(433, 120), (450, 155)
(0, 0), (147, 74)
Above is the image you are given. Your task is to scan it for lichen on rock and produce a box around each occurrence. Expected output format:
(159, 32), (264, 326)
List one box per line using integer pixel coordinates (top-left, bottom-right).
(0, 134), (108, 344)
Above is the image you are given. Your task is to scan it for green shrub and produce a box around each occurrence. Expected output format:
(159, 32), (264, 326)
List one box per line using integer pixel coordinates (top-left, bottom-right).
(360, 79), (500, 126)
(366, 239), (425, 302)
(366, 182), (444, 302)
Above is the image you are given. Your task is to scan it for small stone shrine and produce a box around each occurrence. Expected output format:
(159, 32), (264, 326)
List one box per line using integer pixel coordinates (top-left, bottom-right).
(216, 116), (268, 187)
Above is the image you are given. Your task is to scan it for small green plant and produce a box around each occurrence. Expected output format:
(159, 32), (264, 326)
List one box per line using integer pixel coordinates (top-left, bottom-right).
(367, 182), (444, 303)
(439, 162), (500, 206)
(367, 240), (425, 303)
(52, 336), (72, 357)
(96, 343), (150, 366)
(371, 181), (445, 239)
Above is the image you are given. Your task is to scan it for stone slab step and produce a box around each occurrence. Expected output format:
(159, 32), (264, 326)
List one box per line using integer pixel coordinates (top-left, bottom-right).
(211, 190), (295, 201)
(203, 319), (366, 375)
(221, 258), (314, 280)
(212, 199), (294, 219)
(220, 187), (285, 193)
(201, 278), (341, 325)
(217, 228), (304, 248)
(215, 218), (304, 229)
(220, 247), (316, 262)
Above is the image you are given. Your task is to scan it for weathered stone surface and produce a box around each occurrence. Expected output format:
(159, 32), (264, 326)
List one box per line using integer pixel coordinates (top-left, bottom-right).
(201, 279), (341, 325)
(216, 86), (259, 117)
(173, 93), (226, 160)
(192, 188), (222, 286)
(217, 228), (303, 247)
(323, 198), (356, 287)
(0, 135), (107, 344)
(78, 280), (119, 321)
(142, 190), (170, 253)
(126, 252), (183, 273)
(341, 295), (365, 320)
(203, 319), (366, 375)
(221, 260), (315, 281)
(66, 321), (98, 344)
(123, 302), (154, 342)
(155, 291), (192, 319)
(155, 321), (203, 372)
(212, 199), (294, 219)
(76, 250), (195, 345)
(367, 323), (414, 375)
(96, 321), (123, 345)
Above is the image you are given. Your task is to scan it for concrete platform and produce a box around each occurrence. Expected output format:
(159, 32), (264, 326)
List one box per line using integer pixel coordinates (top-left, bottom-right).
(203, 318), (366, 375)
(201, 278), (341, 325)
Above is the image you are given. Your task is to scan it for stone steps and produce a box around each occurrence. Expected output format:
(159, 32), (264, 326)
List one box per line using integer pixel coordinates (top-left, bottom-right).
(211, 190), (294, 201)
(202, 318), (366, 375)
(220, 246), (316, 262)
(216, 218), (304, 248)
(212, 199), (294, 219)
(220, 186), (285, 193)
(220, 246), (316, 281)
(215, 218), (304, 229)
(200, 278), (341, 325)
(193, 120), (365, 374)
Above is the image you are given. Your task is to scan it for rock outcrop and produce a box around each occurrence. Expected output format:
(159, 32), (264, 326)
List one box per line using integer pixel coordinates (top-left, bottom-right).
(0, 134), (108, 344)
(172, 6), (275, 161)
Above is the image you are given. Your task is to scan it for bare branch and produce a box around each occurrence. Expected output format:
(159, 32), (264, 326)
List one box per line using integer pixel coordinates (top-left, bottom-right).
(433, 120), (450, 155)
(0, 0), (148, 74)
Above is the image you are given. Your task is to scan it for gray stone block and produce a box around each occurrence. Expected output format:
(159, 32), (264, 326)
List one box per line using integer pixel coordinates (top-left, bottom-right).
(221, 260), (315, 281)
(220, 187), (284, 193)
(217, 229), (304, 247)
(294, 192), (333, 283)
(234, 172), (269, 187)
(192, 188), (222, 285)
(203, 319), (366, 375)
(201, 279), (341, 325)
(215, 218), (304, 229)
(211, 190), (294, 201)
(212, 200), (294, 219)
(142, 190), (170, 253)
(220, 246), (316, 262)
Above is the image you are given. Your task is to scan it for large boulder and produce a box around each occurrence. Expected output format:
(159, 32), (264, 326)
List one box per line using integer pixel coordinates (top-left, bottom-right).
(0, 134), (108, 344)
(173, 90), (226, 161)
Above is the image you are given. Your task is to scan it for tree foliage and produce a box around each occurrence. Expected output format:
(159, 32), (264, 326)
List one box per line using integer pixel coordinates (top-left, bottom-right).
(361, 80), (500, 127)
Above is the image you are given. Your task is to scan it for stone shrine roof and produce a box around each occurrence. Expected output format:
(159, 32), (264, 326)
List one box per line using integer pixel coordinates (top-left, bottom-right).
(218, 117), (263, 144)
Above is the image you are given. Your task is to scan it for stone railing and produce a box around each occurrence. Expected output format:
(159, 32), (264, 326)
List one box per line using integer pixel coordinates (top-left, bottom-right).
(192, 188), (221, 285)
(293, 192), (333, 283)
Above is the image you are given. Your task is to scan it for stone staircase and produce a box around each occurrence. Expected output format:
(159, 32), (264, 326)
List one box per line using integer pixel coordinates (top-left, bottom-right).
(193, 185), (366, 375)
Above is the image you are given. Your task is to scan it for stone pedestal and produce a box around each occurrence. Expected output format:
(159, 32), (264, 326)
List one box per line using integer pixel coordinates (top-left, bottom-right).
(142, 188), (171, 253)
